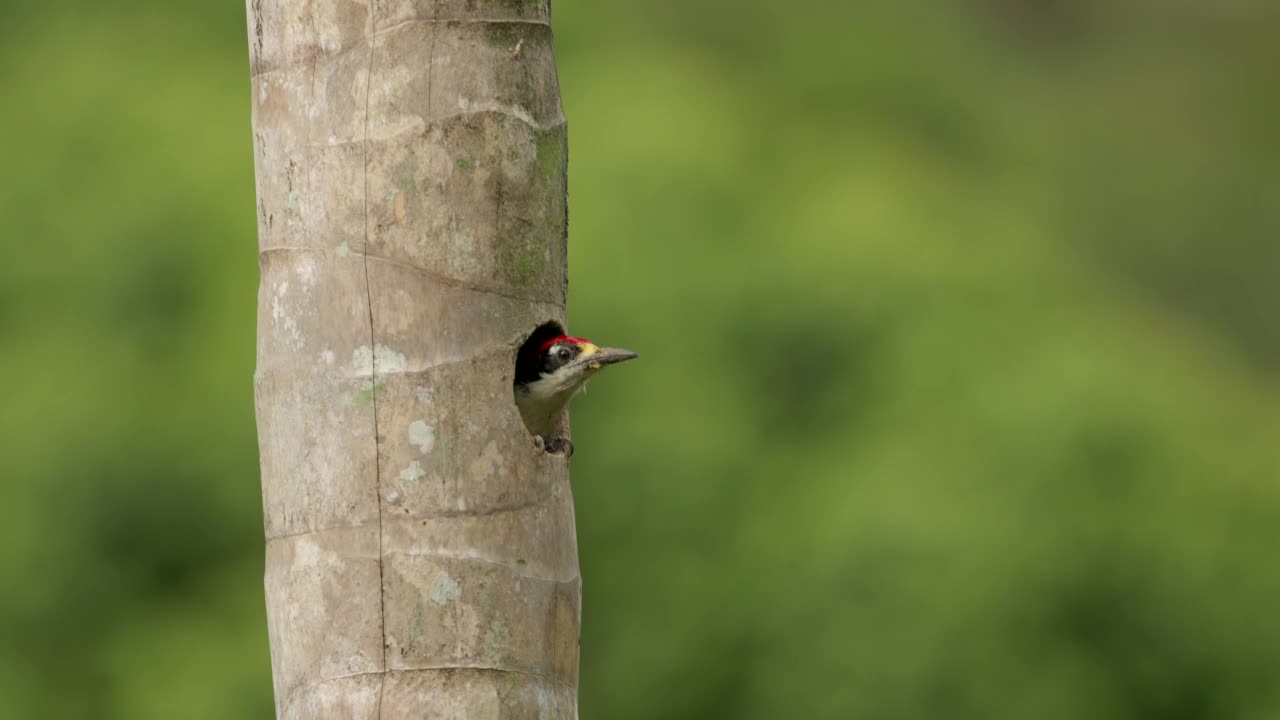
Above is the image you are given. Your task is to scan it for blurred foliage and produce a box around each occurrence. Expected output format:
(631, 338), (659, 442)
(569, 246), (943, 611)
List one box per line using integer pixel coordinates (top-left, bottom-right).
(1, 0), (1278, 718)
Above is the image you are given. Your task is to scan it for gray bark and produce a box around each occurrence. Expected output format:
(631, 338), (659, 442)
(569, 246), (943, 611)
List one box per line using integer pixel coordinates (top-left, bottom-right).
(248, 1), (577, 717)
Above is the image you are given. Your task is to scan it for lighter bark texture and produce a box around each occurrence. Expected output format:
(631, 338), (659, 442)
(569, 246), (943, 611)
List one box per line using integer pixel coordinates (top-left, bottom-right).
(248, 1), (577, 717)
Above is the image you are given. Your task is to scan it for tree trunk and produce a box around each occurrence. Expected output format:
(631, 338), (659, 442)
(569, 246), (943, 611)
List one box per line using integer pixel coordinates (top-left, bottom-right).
(248, 1), (577, 717)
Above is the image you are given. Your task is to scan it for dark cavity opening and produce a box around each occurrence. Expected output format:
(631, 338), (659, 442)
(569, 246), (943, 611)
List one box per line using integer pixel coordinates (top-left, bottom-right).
(512, 321), (566, 435)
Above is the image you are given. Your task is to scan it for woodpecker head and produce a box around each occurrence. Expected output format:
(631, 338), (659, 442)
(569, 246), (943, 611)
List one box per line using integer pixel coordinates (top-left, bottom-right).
(513, 333), (638, 442)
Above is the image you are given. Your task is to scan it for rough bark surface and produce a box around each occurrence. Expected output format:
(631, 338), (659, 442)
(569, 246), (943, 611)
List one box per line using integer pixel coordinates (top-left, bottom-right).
(247, 1), (576, 717)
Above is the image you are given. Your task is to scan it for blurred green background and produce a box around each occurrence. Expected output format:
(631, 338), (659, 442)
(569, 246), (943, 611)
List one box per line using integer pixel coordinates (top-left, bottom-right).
(3, 1), (1279, 717)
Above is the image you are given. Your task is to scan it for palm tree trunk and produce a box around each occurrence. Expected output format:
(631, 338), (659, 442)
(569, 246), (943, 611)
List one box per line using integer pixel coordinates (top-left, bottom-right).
(248, 1), (577, 716)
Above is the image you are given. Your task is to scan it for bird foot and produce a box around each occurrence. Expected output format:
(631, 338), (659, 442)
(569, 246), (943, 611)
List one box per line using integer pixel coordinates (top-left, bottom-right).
(534, 435), (574, 458)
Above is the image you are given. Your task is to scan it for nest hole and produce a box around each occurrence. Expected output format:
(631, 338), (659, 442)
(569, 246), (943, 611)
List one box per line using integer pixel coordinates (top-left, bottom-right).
(512, 321), (566, 437)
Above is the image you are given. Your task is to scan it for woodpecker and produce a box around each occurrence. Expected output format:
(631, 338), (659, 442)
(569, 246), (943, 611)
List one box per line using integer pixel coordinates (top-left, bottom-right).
(513, 333), (638, 456)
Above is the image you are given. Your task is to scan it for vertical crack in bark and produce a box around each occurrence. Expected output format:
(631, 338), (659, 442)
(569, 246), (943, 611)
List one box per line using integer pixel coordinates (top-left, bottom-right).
(360, 6), (388, 718)
(305, 2), (318, 274)
(363, 5), (441, 715)
(427, 0), (441, 117)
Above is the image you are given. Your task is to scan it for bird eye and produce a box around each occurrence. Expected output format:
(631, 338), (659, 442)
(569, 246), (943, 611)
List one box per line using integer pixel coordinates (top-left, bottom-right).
(557, 347), (572, 360)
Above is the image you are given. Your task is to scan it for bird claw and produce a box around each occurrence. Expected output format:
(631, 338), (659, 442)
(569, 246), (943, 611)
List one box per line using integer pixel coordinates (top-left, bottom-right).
(533, 435), (574, 458)
(548, 437), (575, 457)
